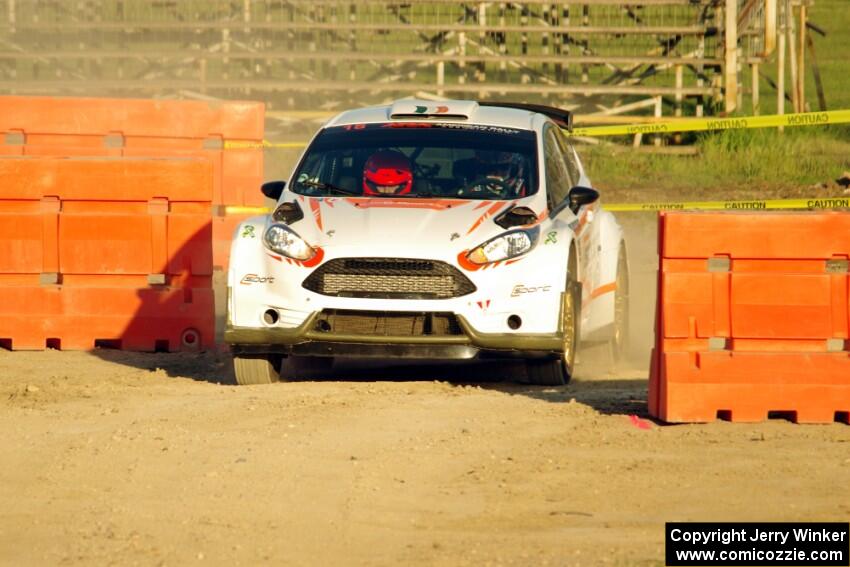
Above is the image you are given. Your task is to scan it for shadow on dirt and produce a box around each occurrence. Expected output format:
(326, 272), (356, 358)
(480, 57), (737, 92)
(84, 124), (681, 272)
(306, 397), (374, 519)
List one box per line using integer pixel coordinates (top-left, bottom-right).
(91, 350), (234, 385)
(88, 339), (652, 403)
(287, 356), (651, 418)
(494, 376), (651, 418)
(282, 357), (521, 384)
(92, 345), (649, 409)
(89, 348), (652, 418)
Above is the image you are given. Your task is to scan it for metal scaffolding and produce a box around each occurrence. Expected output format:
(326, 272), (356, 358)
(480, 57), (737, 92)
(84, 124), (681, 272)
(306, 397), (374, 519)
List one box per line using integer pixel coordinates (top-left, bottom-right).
(0, 0), (793, 128)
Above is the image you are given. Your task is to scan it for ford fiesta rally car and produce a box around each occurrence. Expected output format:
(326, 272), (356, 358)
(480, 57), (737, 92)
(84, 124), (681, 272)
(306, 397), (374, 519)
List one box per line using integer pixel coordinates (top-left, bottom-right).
(225, 100), (628, 386)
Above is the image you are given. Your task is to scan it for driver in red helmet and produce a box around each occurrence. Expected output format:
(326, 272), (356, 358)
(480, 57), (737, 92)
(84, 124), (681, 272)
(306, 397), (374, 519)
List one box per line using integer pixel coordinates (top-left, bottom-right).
(363, 150), (413, 196)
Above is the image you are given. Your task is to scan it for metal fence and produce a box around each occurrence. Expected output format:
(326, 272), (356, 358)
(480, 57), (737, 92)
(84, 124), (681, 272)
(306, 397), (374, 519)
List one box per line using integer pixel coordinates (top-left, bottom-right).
(4, 0), (811, 142)
(0, 1), (733, 119)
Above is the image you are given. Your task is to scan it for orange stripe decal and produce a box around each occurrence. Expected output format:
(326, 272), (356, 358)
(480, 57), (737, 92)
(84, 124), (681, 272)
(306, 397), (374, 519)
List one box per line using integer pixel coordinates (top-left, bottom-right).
(309, 199), (323, 231)
(591, 281), (617, 300)
(581, 281), (617, 308)
(466, 201), (507, 235)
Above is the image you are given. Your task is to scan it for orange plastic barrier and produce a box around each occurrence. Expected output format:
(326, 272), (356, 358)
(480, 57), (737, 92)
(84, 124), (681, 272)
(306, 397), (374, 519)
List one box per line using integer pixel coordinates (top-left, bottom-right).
(648, 211), (850, 424)
(0, 95), (265, 268)
(0, 156), (214, 351)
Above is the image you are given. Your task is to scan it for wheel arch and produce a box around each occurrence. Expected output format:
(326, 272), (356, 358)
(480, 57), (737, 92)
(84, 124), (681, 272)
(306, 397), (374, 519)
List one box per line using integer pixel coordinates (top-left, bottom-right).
(596, 210), (626, 289)
(581, 209), (625, 341)
(227, 215), (271, 287)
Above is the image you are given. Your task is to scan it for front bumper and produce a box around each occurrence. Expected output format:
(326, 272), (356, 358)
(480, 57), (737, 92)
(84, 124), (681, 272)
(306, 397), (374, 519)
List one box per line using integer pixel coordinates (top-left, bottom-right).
(225, 311), (564, 360)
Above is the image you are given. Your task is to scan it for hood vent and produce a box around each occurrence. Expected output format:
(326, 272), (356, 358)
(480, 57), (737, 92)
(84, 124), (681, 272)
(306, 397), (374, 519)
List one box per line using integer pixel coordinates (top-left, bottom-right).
(272, 201), (304, 224)
(494, 206), (539, 229)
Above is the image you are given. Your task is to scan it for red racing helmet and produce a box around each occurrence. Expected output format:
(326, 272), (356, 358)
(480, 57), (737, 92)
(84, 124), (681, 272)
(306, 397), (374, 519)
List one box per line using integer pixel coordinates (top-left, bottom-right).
(363, 150), (413, 196)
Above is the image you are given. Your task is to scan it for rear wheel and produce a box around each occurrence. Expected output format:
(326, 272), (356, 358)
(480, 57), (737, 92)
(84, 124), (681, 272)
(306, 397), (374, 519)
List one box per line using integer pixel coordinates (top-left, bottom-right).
(233, 354), (283, 385)
(526, 279), (579, 386)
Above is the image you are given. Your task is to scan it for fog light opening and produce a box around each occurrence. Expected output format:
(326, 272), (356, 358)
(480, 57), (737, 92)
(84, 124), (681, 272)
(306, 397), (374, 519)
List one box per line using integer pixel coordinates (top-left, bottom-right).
(263, 309), (280, 326)
(507, 315), (522, 330)
(315, 319), (332, 333)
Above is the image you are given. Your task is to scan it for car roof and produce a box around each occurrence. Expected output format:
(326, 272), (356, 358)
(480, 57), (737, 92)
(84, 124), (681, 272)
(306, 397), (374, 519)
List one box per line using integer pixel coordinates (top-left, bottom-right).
(324, 99), (548, 131)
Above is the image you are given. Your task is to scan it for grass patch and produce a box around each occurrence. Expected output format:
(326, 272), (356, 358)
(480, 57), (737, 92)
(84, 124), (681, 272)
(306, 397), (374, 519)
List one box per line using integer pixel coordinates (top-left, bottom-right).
(738, 0), (850, 115)
(584, 127), (850, 202)
(585, 0), (850, 203)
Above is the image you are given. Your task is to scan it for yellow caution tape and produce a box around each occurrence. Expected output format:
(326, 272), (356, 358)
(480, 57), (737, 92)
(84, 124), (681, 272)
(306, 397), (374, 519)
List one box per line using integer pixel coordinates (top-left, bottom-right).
(221, 205), (273, 215)
(570, 109), (850, 137)
(220, 197), (850, 216)
(604, 197), (850, 212)
(223, 109), (850, 149)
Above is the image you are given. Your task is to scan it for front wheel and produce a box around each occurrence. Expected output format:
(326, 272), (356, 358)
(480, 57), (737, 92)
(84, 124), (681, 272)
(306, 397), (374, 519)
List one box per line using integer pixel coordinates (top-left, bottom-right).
(233, 354), (283, 385)
(526, 280), (580, 386)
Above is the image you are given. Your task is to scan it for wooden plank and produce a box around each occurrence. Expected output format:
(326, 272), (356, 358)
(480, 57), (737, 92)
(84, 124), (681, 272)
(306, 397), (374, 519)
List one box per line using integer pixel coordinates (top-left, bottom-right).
(764, 0), (778, 56)
(724, 0), (738, 113)
(285, 0), (714, 4)
(752, 62), (760, 115)
(737, 0), (761, 28)
(798, 4), (806, 111)
(0, 50), (725, 66)
(0, 22), (711, 35)
(577, 114), (676, 125)
(806, 33), (827, 111)
(777, 0), (786, 127)
(675, 64), (684, 118)
(654, 96), (663, 147)
(786, 0), (799, 112)
(583, 97), (660, 118)
(0, 79), (716, 97)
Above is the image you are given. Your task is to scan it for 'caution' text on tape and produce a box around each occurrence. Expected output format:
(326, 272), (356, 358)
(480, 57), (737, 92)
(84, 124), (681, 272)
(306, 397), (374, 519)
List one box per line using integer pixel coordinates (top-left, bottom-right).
(570, 109), (850, 138)
(604, 197), (850, 212)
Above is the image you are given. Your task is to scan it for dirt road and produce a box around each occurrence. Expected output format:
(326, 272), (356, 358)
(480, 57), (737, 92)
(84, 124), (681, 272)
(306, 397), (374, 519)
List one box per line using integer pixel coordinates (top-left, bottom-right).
(1, 349), (848, 567)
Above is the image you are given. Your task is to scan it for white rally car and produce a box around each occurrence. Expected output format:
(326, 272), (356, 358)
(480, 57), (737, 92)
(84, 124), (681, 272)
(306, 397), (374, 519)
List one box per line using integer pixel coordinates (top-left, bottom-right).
(226, 100), (628, 386)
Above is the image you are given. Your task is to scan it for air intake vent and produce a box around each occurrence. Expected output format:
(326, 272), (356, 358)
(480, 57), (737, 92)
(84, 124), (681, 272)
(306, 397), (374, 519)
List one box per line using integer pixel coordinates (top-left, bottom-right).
(302, 257), (476, 299)
(315, 310), (463, 336)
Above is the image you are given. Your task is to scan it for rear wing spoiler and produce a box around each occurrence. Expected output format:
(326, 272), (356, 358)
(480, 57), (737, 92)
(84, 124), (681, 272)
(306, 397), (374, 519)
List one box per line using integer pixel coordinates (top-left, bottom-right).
(478, 102), (573, 131)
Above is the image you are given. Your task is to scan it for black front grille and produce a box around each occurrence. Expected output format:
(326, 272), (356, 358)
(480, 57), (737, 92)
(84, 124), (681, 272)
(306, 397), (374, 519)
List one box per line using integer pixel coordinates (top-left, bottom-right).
(315, 310), (463, 336)
(302, 257), (476, 299)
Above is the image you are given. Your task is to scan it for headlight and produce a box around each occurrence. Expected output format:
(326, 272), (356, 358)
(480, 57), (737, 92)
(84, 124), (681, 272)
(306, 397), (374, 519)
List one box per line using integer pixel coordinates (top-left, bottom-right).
(263, 223), (315, 260)
(467, 228), (540, 265)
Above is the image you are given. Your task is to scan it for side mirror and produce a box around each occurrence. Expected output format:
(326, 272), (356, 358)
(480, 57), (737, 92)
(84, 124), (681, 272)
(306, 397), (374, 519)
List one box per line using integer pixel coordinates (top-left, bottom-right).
(261, 180), (286, 200)
(568, 186), (600, 214)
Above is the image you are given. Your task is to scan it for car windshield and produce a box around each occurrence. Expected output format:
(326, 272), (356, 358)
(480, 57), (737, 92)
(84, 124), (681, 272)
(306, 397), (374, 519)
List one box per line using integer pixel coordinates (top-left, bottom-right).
(290, 123), (538, 200)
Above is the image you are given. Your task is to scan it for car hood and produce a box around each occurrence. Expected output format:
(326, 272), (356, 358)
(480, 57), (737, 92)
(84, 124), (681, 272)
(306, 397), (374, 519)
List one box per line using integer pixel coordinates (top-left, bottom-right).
(281, 195), (538, 256)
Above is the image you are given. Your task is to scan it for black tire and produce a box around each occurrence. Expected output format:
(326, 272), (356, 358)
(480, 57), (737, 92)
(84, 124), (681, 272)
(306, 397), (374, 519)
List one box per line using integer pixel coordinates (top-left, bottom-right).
(525, 359), (569, 386)
(233, 354), (283, 386)
(526, 279), (580, 386)
(610, 242), (630, 364)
